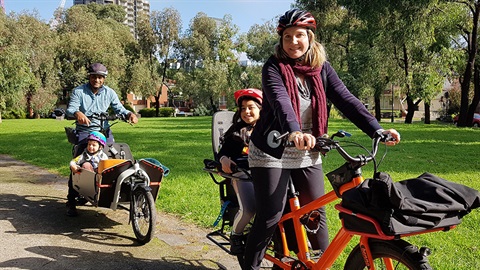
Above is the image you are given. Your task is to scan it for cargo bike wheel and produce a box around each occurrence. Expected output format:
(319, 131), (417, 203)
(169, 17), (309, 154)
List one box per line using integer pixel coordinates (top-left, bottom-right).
(130, 185), (157, 245)
(344, 238), (432, 270)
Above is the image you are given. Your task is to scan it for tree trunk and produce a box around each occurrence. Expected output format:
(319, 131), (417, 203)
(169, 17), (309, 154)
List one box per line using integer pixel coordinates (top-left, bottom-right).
(210, 96), (218, 113)
(467, 62), (480, 126)
(458, 2), (480, 127)
(401, 44), (414, 124)
(161, 59), (169, 107)
(405, 95), (415, 124)
(155, 96), (160, 117)
(26, 93), (34, 119)
(374, 96), (381, 122)
(424, 103), (430, 124)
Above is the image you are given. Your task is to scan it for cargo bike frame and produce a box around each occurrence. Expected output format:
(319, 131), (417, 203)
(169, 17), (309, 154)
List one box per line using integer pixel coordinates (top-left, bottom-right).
(205, 128), (476, 270)
(66, 113), (163, 245)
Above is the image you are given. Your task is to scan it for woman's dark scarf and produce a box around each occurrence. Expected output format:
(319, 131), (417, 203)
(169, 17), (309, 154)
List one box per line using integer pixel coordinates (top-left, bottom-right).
(278, 61), (328, 137)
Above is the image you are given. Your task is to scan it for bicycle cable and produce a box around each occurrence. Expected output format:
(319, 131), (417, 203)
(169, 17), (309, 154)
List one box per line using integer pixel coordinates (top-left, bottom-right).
(338, 140), (379, 176)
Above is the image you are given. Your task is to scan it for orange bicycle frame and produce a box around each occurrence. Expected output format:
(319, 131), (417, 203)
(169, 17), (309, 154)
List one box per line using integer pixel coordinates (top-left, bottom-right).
(263, 170), (457, 270)
(264, 174), (374, 270)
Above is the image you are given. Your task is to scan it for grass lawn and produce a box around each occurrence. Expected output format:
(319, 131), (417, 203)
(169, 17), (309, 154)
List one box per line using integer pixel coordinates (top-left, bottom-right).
(0, 117), (479, 269)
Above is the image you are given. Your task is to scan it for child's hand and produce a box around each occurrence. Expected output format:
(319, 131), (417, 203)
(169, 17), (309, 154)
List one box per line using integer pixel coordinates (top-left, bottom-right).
(220, 156), (236, 173)
(71, 165), (81, 174)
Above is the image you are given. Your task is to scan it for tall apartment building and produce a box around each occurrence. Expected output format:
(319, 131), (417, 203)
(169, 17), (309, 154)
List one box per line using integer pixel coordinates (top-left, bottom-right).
(73, 0), (150, 39)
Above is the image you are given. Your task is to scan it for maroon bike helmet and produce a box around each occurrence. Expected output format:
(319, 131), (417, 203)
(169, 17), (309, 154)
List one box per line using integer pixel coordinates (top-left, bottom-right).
(277, 9), (317, 36)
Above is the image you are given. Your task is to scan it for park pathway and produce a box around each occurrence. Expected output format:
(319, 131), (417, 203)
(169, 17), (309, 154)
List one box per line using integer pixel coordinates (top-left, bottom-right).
(0, 154), (240, 270)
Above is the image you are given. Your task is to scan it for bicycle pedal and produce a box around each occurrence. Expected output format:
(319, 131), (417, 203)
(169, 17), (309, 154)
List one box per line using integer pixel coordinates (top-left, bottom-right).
(310, 250), (323, 261)
(280, 257), (295, 263)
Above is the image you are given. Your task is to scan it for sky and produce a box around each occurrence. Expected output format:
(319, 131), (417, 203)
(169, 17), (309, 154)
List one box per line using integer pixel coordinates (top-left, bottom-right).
(4, 0), (295, 34)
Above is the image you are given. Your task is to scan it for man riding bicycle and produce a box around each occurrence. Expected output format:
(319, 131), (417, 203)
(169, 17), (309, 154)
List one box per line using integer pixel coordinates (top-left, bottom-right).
(65, 62), (138, 217)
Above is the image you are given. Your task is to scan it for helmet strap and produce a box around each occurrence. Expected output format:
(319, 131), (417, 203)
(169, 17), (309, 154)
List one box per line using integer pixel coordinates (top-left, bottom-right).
(295, 50), (308, 62)
(87, 139), (104, 155)
(89, 146), (103, 156)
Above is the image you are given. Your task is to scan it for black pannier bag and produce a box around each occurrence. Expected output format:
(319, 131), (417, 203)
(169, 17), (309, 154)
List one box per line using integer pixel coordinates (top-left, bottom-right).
(340, 172), (480, 236)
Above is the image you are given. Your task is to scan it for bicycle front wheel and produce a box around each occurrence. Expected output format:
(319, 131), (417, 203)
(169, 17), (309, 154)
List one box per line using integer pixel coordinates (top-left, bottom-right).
(131, 186), (157, 245)
(344, 238), (432, 270)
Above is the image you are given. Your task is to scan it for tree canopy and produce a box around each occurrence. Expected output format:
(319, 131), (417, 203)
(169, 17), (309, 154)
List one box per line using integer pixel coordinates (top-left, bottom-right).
(1, 1), (479, 125)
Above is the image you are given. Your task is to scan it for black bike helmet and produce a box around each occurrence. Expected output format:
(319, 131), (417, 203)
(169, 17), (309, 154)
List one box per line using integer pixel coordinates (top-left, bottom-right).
(88, 63), (108, 77)
(277, 9), (317, 36)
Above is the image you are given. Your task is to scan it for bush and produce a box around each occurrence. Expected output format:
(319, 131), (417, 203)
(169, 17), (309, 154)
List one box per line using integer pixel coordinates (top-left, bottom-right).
(138, 107), (175, 117)
(159, 107), (174, 117)
(328, 106), (344, 120)
(193, 104), (211, 116)
(3, 109), (27, 119)
(124, 103), (135, 113)
(379, 110), (400, 118)
(138, 108), (156, 117)
(446, 88), (461, 115)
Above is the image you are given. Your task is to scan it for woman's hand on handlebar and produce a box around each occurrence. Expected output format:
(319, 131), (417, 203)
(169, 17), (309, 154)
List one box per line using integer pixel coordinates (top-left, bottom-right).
(289, 131), (316, 150)
(74, 111), (91, 126)
(381, 129), (401, 146)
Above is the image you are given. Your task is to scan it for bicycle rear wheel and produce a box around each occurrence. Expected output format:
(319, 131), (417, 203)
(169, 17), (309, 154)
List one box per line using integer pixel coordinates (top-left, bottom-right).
(131, 185), (156, 245)
(344, 238), (432, 270)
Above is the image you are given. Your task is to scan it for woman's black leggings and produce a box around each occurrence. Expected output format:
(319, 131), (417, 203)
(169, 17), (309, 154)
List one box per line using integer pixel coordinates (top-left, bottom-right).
(243, 164), (329, 269)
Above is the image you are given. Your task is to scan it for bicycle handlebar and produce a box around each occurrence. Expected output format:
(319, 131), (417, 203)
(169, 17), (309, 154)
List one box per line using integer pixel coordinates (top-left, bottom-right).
(73, 113), (130, 130)
(88, 112), (128, 122)
(203, 159), (252, 182)
(267, 130), (394, 168)
(67, 113), (130, 141)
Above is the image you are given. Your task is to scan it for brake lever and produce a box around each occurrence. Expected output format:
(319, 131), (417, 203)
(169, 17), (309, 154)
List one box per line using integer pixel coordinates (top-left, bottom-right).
(380, 132), (395, 143)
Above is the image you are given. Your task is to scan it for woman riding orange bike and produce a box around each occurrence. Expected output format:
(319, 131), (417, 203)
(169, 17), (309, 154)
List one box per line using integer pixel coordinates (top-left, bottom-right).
(244, 9), (400, 269)
(254, 130), (479, 270)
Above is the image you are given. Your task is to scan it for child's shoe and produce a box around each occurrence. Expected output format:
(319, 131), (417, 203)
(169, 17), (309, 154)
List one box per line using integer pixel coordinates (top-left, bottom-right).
(229, 232), (245, 255)
(66, 202), (78, 217)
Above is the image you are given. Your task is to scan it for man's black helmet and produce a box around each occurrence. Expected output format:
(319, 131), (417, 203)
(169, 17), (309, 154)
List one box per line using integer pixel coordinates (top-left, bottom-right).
(277, 9), (317, 36)
(88, 63), (108, 77)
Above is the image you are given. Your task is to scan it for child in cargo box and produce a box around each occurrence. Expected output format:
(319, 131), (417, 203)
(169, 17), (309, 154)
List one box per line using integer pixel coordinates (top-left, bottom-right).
(70, 131), (109, 173)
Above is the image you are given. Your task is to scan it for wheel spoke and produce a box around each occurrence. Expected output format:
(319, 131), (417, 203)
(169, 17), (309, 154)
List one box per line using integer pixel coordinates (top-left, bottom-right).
(344, 239), (432, 270)
(131, 186), (156, 244)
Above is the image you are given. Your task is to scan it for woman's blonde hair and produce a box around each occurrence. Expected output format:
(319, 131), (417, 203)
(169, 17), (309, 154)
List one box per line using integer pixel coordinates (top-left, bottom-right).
(274, 29), (327, 68)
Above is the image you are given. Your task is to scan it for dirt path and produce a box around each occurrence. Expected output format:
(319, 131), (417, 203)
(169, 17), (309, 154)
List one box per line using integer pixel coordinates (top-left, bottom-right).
(0, 154), (240, 270)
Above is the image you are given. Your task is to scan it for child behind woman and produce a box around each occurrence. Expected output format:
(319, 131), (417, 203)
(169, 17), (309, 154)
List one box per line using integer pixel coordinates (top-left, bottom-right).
(217, 88), (262, 255)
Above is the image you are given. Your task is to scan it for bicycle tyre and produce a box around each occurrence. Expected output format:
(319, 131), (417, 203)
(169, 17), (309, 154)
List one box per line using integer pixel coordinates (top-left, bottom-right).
(344, 238), (432, 270)
(131, 186), (156, 245)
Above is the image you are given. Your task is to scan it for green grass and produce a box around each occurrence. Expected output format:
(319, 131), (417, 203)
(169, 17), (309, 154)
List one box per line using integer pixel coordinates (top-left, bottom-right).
(1, 117), (479, 269)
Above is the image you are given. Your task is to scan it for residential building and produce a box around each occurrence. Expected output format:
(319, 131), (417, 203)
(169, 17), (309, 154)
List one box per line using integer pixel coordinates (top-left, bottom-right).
(73, 0), (150, 39)
(371, 77), (480, 121)
(127, 83), (168, 113)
